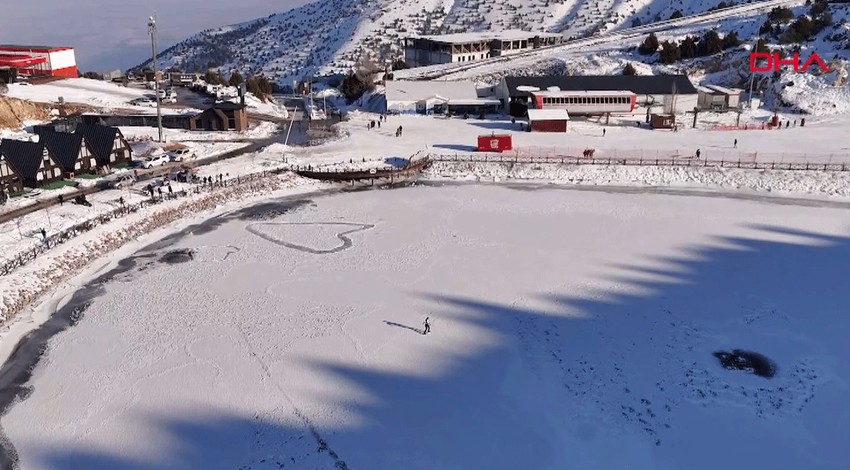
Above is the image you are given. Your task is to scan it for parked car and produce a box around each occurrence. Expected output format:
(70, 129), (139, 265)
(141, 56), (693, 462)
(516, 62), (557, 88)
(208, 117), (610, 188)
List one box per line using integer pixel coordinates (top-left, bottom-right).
(131, 97), (157, 107)
(142, 154), (169, 168)
(168, 148), (194, 162)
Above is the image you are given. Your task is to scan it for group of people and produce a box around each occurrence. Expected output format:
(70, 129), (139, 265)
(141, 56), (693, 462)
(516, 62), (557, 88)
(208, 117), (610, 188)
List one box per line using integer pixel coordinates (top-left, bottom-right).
(366, 115), (404, 137)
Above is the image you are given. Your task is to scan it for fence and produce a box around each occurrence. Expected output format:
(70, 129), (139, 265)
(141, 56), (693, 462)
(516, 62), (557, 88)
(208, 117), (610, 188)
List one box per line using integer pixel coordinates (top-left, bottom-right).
(429, 151), (850, 170)
(0, 169), (284, 278)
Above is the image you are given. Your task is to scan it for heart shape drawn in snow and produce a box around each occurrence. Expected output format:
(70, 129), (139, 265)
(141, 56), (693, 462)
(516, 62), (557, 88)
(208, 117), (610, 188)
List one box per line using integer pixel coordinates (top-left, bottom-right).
(245, 222), (375, 254)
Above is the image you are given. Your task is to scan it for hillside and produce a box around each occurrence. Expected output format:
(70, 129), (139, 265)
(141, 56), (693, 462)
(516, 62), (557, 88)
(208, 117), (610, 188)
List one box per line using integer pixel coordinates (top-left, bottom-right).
(140, 0), (750, 86)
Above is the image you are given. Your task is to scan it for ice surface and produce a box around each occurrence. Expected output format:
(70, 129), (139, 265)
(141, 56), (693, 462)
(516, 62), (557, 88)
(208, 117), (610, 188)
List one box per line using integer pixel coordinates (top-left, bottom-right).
(2, 184), (849, 469)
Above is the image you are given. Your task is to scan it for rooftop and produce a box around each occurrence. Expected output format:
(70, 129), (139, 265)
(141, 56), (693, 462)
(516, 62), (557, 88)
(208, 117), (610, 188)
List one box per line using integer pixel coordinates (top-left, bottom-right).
(505, 75), (698, 96)
(385, 80), (478, 102)
(415, 30), (563, 45)
(0, 44), (74, 52)
(527, 109), (571, 121)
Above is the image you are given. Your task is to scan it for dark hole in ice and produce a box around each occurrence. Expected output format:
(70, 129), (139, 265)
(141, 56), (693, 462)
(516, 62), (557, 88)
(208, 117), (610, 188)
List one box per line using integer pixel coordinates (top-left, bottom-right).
(713, 350), (777, 378)
(160, 249), (195, 264)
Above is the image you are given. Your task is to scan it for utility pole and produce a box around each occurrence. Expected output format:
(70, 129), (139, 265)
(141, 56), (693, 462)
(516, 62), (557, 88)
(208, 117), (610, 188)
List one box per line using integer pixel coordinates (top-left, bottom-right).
(148, 16), (163, 143)
(748, 37), (757, 110)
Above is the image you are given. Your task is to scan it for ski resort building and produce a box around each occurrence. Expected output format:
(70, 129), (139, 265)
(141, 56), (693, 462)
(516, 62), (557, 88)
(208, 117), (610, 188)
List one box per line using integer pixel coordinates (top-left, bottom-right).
(404, 31), (563, 67)
(384, 80), (500, 115)
(696, 85), (743, 111)
(0, 45), (77, 78)
(527, 109), (570, 132)
(498, 75), (699, 116)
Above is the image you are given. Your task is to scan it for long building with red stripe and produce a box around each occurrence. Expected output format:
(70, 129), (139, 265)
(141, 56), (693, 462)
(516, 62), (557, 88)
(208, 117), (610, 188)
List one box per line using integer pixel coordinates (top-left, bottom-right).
(0, 45), (77, 78)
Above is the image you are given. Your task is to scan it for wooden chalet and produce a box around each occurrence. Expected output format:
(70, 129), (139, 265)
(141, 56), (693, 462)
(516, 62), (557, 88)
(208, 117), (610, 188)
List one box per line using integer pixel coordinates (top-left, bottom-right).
(39, 129), (96, 176)
(189, 102), (248, 132)
(0, 139), (64, 188)
(0, 152), (25, 194)
(75, 124), (132, 169)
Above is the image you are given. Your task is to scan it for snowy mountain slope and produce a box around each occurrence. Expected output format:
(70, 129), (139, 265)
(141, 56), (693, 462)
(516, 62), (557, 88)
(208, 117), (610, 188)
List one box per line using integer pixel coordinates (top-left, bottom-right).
(140, 0), (771, 86)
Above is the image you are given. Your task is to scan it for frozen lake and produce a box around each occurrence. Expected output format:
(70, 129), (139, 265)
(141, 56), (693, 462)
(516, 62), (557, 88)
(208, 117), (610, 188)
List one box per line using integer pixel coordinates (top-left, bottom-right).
(2, 184), (849, 470)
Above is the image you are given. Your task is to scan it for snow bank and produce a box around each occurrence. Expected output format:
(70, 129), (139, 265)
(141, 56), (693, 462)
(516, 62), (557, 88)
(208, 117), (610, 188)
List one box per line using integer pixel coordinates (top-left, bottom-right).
(426, 161), (850, 197)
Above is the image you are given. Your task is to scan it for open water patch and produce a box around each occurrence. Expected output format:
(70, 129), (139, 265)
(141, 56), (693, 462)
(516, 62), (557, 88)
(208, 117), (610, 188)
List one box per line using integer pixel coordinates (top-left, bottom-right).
(713, 350), (777, 378)
(160, 249), (195, 264)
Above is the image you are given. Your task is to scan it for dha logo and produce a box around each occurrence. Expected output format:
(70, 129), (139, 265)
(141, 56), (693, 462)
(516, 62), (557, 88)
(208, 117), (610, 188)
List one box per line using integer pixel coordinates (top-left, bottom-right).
(749, 52), (828, 73)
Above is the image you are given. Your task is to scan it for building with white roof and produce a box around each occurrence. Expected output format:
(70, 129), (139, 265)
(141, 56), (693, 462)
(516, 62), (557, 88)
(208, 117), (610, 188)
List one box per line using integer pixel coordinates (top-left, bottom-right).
(404, 31), (563, 67)
(527, 109), (570, 132)
(696, 84), (743, 110)
(384, 79), (503, 115)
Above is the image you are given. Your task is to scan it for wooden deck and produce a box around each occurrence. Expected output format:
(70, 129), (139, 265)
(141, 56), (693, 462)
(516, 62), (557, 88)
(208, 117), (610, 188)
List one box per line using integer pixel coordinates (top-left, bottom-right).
(295, 156), (430, 182)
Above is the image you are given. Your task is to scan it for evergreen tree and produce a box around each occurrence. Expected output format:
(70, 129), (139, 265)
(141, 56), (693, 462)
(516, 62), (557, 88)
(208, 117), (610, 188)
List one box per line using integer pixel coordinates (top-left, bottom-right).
(699, 30), (723, 55)
(228, 70), (243, 87)
(659, 41), (681, 64)
(680, 36), (698, 58)
(638, 33), (660, 55)
(722, 31), (741, 49)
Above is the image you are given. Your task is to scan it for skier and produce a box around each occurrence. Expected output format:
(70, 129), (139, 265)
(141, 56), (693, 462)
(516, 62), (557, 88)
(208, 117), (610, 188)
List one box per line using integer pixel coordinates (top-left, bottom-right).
(423, 317), (431, 335)
(734, 138), (737, 148)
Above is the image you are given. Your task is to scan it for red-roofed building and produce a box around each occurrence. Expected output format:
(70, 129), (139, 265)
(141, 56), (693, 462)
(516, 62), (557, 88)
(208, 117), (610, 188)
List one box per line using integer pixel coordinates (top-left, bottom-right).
(0, 45), (77, 78)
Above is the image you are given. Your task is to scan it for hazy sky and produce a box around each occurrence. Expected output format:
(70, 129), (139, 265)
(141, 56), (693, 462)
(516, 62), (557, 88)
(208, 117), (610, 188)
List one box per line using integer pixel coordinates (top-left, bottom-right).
(0, 0), (313, 71)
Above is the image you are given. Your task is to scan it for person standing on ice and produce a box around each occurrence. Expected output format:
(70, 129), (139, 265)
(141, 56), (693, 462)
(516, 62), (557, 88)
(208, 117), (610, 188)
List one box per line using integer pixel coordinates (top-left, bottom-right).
(696, 148), (701, 159)
(423, 317), (431, 335)
(734, 139), (737, 148)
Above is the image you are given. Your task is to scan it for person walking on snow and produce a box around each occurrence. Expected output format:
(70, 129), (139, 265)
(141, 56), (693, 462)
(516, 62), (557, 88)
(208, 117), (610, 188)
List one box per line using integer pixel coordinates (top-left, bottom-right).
(423, 317), (431, 335)
(40, 228), (47, 245)
(696, 148), (701, 159)
(734, 139), (737, 148)
(602, 128), (606, 137)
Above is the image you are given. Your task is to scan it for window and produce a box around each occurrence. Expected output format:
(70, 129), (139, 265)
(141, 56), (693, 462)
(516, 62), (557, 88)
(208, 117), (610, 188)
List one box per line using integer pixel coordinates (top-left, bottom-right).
(53, 168), (61, 177)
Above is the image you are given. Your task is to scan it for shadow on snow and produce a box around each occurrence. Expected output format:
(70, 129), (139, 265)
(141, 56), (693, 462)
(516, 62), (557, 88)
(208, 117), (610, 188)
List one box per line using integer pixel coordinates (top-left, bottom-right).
(25, 224), (850, 470)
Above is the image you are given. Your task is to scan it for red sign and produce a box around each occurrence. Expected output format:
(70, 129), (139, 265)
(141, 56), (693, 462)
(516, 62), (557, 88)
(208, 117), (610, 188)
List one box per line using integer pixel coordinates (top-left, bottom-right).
(477, 134), (512, 152)
(749, 52), (828, 73)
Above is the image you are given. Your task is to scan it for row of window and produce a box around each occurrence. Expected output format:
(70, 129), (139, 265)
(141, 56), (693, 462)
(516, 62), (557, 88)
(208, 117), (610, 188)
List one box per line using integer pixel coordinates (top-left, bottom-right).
(542, 96), (632, 105)
(455, 53), (490, 62)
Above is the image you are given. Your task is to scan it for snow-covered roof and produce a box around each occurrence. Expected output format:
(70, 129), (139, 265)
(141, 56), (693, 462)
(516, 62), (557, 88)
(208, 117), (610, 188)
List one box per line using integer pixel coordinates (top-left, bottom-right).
(448, 98), (502, 106)
(385, 80), (477, 103)
(505, 75), (698, 96)
(527, 109), (570, 121)
(416, 30), (562, 45)
(705, 85), (741, 95)
(696, 85), (719, 94)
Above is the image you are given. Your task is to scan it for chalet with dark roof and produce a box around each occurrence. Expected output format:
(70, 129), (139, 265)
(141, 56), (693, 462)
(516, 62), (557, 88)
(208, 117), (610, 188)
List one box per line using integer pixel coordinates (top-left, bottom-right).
(189, 102), (248, 131)
(39, 129), (97, 176)
(0, 139), (63, 188)
(0, 152), (25, 194)
(497, 74), (699, 115)
(75, 124), (132, 168)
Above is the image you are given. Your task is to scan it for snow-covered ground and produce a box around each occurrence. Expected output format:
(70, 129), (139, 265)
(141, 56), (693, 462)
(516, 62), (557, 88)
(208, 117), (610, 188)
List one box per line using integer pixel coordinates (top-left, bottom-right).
(294, 111), (850, 166)
(2, 184), (848, 469)
(4, 79), (196, 114)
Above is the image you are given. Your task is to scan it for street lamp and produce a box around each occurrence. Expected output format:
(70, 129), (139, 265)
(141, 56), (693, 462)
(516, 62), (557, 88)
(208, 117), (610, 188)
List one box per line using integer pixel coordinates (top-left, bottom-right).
(148, 15), (163, 143)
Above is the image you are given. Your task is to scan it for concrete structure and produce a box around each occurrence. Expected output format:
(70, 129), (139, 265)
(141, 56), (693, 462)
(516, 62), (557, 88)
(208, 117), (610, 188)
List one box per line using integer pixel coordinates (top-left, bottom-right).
(404, 31), (563, 67)
(0, 45), (77, 78)
(527, 109), (570, 132)
(697, 85), (743, 110)
(499, 75), (699, 116)
(385, 80), (496, 114)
